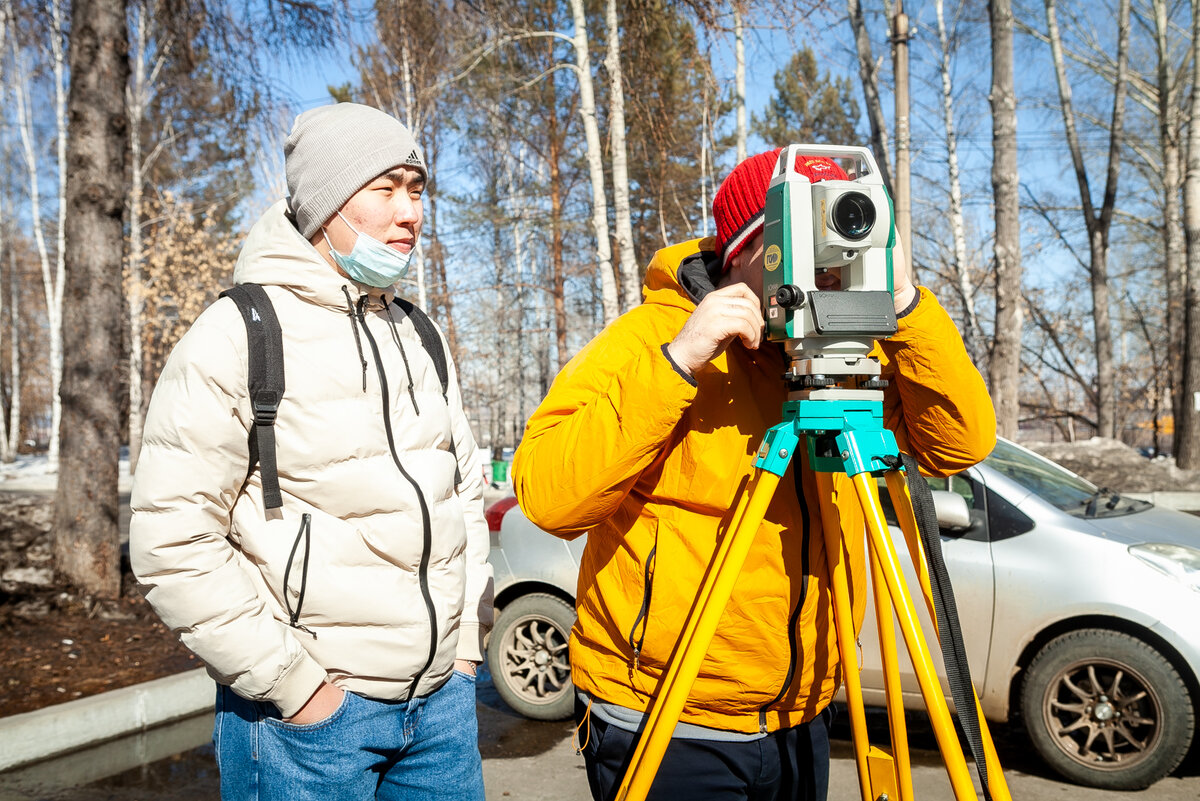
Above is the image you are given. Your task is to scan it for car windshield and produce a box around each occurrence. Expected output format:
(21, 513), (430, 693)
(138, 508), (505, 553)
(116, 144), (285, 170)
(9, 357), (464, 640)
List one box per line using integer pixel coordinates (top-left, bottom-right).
(984, 440), (1150, 518)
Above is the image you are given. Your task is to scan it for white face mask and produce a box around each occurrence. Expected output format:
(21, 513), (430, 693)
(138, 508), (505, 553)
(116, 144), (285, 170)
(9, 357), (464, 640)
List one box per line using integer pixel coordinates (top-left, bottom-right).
(323, 212), (413, 288)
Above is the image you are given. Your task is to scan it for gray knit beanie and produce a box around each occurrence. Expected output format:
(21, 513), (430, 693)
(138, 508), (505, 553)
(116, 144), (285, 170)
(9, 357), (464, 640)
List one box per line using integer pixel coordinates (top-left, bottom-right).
(285, 103), (427, 239)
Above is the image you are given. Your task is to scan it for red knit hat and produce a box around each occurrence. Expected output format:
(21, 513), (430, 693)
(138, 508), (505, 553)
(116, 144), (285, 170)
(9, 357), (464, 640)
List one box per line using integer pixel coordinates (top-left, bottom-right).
(713, 149), (850, 271)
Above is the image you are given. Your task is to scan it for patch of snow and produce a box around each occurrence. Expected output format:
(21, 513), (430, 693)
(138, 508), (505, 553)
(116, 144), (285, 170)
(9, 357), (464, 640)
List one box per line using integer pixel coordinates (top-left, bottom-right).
(1021, 437), (1200, 493)
(1, 566), (54, 585)
(0, 452), (132, 494)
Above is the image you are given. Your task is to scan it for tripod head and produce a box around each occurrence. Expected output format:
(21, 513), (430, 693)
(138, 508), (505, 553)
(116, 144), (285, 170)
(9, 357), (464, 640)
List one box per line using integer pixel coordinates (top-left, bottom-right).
(760, 145), (899, 400)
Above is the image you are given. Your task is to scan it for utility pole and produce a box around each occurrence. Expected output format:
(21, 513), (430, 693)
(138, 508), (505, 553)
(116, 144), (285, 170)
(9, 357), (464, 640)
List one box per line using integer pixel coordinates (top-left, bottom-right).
(893, 1), (913, 275)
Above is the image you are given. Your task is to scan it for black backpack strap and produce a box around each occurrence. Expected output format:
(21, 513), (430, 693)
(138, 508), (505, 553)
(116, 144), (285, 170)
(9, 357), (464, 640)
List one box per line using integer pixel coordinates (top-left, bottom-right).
(900, 451), (992, 801)
(391, 297), (461, 487)
(220, 284), (285, 510)
(392, 297), (449, 399)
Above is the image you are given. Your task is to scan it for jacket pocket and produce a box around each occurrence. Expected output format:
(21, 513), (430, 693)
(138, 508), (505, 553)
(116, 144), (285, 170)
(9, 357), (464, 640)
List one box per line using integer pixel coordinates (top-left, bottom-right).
(282, 513), (316, 637)
(626, 541), (657, 674)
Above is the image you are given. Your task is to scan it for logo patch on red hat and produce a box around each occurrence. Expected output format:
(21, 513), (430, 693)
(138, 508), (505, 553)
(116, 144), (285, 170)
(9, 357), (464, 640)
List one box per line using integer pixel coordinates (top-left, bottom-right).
(795, 156), (849, 182)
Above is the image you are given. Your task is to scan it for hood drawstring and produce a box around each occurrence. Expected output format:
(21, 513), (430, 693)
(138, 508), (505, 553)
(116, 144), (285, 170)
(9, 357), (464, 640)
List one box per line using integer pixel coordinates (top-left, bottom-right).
(384, 301), (420, 415)
(341, 286), (369, 393)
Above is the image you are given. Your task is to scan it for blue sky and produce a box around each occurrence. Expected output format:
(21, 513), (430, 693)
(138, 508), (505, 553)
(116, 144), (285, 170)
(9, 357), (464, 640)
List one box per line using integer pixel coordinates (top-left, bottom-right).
(257, 2), (1108, 288)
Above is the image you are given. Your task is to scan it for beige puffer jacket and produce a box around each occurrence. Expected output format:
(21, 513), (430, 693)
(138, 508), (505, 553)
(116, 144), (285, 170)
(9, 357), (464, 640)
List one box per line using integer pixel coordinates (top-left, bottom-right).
(130, 200), (493, 718)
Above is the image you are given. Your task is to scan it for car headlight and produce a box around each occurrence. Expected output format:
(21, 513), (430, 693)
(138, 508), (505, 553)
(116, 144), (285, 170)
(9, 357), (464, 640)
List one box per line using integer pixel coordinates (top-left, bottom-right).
(1129, 543), (1200, 592)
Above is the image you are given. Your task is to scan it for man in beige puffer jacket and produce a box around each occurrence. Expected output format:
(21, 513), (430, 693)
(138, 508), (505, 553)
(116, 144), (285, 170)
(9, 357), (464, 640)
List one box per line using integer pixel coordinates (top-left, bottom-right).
(130, 103), (492, 801)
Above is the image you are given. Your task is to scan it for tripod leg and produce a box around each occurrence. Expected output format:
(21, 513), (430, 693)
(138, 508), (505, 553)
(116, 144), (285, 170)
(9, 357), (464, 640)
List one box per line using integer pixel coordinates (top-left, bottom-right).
(614, 467), (784, 801)
(867, 529), (913, 801)
(850, 473), (979, 801)
(882, 473), (1013, 801)
(883, 471), (936, 624)
(814, 473), (878, 801)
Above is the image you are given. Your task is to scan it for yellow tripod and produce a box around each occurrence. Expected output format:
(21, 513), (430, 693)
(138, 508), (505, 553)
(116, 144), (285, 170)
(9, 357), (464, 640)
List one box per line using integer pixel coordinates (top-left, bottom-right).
(613, 398), (1012, 801)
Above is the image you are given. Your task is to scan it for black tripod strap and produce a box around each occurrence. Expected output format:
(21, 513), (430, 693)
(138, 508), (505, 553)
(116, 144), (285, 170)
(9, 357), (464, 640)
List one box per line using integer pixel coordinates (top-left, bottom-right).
(220, 284), (285, 510)
(900, 452), (991, 801)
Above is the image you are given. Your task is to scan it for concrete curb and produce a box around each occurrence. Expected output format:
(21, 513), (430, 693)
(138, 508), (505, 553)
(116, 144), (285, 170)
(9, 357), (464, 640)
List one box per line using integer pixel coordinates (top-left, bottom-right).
(0, 667), (212, 772)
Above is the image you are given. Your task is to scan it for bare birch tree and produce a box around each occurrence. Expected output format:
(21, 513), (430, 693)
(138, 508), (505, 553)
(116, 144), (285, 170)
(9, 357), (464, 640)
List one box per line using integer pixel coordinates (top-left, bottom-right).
(125, 0), (173, 472)
(0, 6), (10, 463)
(6, 250), (19, 461)
(568, 0), (619, 324)
(989, 0), (1022, 438)
(48, 0), (66, 467)
(1043, 0), (1131, 439)
(733, 1), (747, 161)
(9, 29), (63, 462)
(1152, 0), (1188, 440)
(933, 0), (982, 362)
(605, 0), (638, 312)
(847, 0), (894, 192)
(1176, 0), (1200, 465)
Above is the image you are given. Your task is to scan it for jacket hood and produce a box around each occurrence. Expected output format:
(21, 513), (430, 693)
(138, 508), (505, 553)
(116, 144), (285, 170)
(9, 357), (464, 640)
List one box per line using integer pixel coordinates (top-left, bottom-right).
(642, 236), (721, 311)
(234, 199), (395, 311)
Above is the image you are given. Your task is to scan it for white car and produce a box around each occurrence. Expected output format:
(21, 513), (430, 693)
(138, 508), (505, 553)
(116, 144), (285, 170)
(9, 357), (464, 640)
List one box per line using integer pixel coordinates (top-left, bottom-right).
(485, 439), (1200, 790)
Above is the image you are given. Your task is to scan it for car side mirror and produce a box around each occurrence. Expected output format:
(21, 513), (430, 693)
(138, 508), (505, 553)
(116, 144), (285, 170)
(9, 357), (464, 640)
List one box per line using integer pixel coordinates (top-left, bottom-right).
(932, 490), (972, 532)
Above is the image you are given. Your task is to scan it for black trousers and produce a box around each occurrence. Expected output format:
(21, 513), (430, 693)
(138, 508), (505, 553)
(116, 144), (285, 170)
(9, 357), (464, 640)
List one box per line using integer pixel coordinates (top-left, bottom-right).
(575, 699), (832, 801)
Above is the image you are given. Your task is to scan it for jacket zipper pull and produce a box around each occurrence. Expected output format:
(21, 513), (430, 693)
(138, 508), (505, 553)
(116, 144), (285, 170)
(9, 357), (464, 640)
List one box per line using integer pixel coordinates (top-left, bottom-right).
(630, 647), (641, 677)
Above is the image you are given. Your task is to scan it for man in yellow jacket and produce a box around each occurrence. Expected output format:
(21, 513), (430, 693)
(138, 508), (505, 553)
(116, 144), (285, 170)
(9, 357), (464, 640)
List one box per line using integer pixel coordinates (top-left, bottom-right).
(511, 149), (996, 801)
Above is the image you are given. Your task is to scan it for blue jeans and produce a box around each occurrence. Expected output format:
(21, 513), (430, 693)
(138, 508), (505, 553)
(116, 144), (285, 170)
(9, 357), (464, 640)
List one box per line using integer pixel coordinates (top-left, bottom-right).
(214, 672), (484, 801)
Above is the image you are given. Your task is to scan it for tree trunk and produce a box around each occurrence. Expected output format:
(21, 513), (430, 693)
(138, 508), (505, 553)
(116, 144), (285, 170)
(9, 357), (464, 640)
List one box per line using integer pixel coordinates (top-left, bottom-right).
(1176, 0), (1200, 465)
(0, 186), (8, 461)
(11, 46), (63, 463)
(50, 0), (68, 467)
(700, 82), (711, 235)
(53, 0), (130, 598)
(1155, 0), (1187, 441)
(936, 0), (980, 361)
(549, 108), (568, 371)
(424, 142), (457, 361)
(1043, 0), (1129, 440)
(847, 0), (894, 193)
(7, 252), (19, 462)
(733, 2), (746, 163)
(892, 2), (912, 276)
(126, 2), (148, 474)
(1089, 226), (1117, 438)
(510, 183), (526, 446)
(988, 0), (1023, 439)
(398, 37), (429, 312)
(568, 0), (618, 325)
(0, 11), (9, 463)
(605, 0), (638, 312)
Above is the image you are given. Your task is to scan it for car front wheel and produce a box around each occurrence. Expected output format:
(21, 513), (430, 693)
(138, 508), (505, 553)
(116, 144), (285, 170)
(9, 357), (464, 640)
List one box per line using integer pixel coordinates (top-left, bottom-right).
(1020, 628), (1195, 790)
(487, 592), (575, 721)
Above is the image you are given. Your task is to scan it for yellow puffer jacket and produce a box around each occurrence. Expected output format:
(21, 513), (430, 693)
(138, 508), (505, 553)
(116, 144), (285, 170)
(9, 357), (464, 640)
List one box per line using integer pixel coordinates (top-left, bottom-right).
(512, 237), (996, 733)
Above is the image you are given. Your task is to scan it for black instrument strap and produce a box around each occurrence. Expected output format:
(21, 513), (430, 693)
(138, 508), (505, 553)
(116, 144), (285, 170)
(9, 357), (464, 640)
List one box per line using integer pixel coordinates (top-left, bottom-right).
(900, 451), (991, 801)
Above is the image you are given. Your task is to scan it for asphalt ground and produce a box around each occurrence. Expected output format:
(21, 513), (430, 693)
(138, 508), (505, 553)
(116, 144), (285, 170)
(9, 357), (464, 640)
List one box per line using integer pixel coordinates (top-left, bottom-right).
(0, 664), (1197, 800)
(477, 685), (1200, 801)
